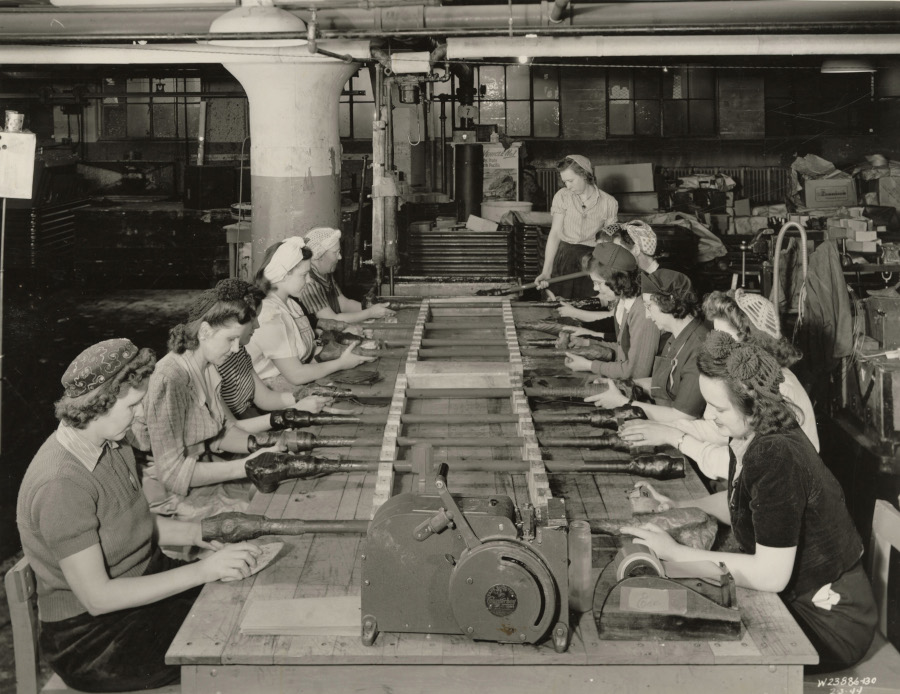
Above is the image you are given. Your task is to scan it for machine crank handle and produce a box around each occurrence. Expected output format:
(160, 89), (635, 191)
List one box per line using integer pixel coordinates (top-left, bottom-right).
(433, 463), (483, 550)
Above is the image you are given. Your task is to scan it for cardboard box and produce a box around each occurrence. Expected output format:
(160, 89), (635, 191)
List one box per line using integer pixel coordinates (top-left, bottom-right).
(594, 163), (655, 193)
(613, 191), (659, 213)
(804, 178), (857, 208)
(854, 230), (878, 242)
(846, 239), (879, 253)
(826, 224), (852, 241)
(866, 177), (900, 212)
(733, 216), (770, 235)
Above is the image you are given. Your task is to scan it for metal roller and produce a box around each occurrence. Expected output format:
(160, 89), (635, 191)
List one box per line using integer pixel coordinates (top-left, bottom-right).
(614, 542), (665, 581)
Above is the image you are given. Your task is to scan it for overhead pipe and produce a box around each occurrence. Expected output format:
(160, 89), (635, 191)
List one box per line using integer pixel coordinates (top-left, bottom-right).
(3, 3), (900, 41)
(548, 0), (572, 24)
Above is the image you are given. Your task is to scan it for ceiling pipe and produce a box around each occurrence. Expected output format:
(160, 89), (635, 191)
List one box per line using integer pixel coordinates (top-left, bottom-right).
(2, 2), (900, 41)
(548, 0), (571, 24)
(447, 34), (900, 58)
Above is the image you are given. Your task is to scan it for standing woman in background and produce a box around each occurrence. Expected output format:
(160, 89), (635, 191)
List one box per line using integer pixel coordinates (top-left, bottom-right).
(535, 155), (618, 300)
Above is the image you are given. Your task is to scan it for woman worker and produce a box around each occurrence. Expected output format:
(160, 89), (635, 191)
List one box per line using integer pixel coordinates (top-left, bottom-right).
(135, 293), (282, 521)
(619, 289), (819, 482)
(585, 267), (709, 421)
(248, 236), (375, 392)
(562, 243), (660, 381)
(621, 333), (876, 674)
(212, 278), (330, 432)
(535, 155), (618, 300)
(16, 339), (261, 692)
(296, 226), (395, 324)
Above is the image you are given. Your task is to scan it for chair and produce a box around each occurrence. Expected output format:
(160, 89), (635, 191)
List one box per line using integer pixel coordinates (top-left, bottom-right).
(803, 500), (900, 693)
(5, 555), (179, 694)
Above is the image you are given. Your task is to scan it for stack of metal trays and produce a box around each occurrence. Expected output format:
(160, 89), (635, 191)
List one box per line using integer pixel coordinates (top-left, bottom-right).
(403, 224), (514, 276)
(514, 224), (544, 281)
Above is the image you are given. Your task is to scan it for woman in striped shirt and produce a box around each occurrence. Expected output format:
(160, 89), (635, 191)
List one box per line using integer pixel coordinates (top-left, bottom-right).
(247, 236), (374, 392)
(535, 154), (618, 300)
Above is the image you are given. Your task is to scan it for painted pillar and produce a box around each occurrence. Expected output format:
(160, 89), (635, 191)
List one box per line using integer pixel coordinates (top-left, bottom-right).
(224, 59), (358, 265)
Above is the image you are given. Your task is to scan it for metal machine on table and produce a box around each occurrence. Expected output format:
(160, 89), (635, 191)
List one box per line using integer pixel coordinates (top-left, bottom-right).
(592, 541), (742, 641)
(361, 463), (572, 652)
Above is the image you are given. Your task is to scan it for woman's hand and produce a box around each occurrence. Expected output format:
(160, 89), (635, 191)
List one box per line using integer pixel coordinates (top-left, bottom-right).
(631, 481), (676, 512)
(293, 395), (330, 413)
(338, 342), (377, 368)
(564, 352), (593, 372)
(367, 303), (395, 319)
(566, 326), (603, 338)
(199, 542), (262, 583)
(534, 271), (552, 290)
(619, 523), (684, 562)
(619, 420), (681, 448)
(585, 382), (629, 408)
(557, 301), (578, 319)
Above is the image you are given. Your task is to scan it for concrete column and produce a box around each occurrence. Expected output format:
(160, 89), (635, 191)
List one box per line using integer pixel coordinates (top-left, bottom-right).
(224, 60), (357, 265)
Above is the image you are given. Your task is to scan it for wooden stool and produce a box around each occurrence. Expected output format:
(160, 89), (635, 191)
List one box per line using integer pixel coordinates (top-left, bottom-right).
(5, 556), (179, 694)
(802, 500), (900, 693)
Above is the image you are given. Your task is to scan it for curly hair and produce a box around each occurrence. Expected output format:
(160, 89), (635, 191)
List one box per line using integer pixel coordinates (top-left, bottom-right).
(556, 156), (596, 185)
(586, 256), (640, 298)
(54, 348), (157, 428)
(646, 288), (700, 320)
(168, 300), (254, 354)
(703, 290), (801, 368)
(698, 332), (798, 436)
(254, 241), (313, 295)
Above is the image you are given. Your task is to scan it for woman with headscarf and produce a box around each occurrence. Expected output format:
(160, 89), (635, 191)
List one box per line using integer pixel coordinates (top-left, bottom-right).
(586, 267), (709, 421)
(248, 236), (375, 392)
(534, 155), (618, 300)
(562, 243), (660, 381)
(134, 293), (282, 521)
(16, 339), (261, 692)
(296, 226), (394, 324)
(619, 289), (819, 482)
(622, 333), (876, 674)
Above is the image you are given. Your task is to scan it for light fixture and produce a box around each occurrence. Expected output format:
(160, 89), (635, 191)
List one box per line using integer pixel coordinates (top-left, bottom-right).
(208, 0), (307, 47)
(518, 56), (530, 64)
(821, 59), (876, 74)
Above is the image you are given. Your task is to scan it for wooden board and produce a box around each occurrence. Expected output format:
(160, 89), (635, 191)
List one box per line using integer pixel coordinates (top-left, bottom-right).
(240, 596), (361, 636)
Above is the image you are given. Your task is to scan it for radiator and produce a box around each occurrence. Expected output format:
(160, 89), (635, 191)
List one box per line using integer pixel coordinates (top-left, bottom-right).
(664, 166), (791, 205)
(535, 168), (561, 212)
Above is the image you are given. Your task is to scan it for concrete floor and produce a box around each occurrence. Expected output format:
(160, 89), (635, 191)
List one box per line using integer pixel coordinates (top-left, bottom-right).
(0, 285), (199, 694)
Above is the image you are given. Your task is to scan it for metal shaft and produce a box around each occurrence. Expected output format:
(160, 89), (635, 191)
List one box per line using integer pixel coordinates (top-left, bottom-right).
(201, 512), (369, 543)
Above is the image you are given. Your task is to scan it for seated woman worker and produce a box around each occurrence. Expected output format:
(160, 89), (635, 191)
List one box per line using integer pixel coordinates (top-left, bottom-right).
(16, 339), (261, 692)
(134, 293), (281, 521)
(296, 226), (394, 324)
(212, 278), (329, 432)
(620, 289), (820, 482)
(624, 332), (876, 674)
(248, 236), (374, 391)
(586, 267), (709, 421)
(535, 154), (618, 300)
(563, 243), (660, 381)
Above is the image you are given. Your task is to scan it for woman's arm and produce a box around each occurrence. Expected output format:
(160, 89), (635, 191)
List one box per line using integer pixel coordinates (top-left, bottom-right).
(596, 312), (660, 381)
(316, 303), (393, 324)
(536, 214), (565, 285)
(59, 542), (262, 615)
(272, 343), (375, 387)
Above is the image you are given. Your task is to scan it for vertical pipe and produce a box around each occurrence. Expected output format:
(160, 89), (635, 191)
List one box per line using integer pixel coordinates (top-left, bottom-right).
(371, 66), (386, 288)
(196, 99), (207, 166)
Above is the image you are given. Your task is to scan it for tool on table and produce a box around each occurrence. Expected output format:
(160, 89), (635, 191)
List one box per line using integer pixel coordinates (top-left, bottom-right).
(201, 511), (368, 543)
(361, 463), (573, 651)
(592, 541), (741, 641)
(475, 270), (589, 296)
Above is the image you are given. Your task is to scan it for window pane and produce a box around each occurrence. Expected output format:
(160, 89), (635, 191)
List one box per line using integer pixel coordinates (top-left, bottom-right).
(127, 78), (149, 95)
(178, 102), (200, 139)
(608, 100), (634, 135)
(664, 69), (686, 99)
(533, 66), (559, 99)
(663, 99), (687, 136)
(356, 69), (373, 100)
(507, 65), (530, 100)
(635, 100), (660, 136)
(608, 68), (632, 99)
(352, 103), (375, 139)
(689, 99), (715, 135)
(339, 103), (351, 137)
(127, 102), (150, 137)
(432, 76), (452, 96)
(103, 77), (125, 95)
(102, 105), (127, 138)
(533, 101), (559, 137)
(507, 101), (531, 136)
(634, 69), (660, 99)
(688, 69), (715, 99)
(479, 101), (506, 131)
(153, 103), (176, 138)
(479, 66), (505, 99)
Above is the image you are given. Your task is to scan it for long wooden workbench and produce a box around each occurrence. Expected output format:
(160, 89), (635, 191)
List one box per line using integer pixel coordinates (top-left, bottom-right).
(167, 299), (817, 693)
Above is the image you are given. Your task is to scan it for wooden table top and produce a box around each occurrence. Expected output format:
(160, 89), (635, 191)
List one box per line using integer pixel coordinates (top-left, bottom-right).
(167, 301), (818, 669)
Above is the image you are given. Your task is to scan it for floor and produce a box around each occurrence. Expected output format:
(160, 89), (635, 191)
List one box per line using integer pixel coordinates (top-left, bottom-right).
(0, 282), (197, 694)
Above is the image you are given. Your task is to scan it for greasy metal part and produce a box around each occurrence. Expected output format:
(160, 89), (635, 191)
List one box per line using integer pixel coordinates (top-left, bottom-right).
(475, 270), (589, 296)
(525, 384), (607, 399)
(537, 434), (631, 452)
(201, 511), (369, 543)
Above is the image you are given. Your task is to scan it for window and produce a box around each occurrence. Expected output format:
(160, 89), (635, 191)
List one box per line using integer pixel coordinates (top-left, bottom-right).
(100, 77), (200, 139)
(765, 72), (872, 137)
(340, 71), (376, 140)
(476, 64), (560, 138)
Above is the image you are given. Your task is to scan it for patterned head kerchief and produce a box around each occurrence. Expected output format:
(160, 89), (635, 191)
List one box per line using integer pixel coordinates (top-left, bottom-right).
(304, 227), (342, 260)
(62, 338), (139, 398)
(624, 220), (657, 256)
(735, 288), (781, 339)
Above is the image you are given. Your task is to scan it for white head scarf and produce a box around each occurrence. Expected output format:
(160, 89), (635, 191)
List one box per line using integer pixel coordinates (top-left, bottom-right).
(304, 227), (342, 260)
(263, 236), (308, 283)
